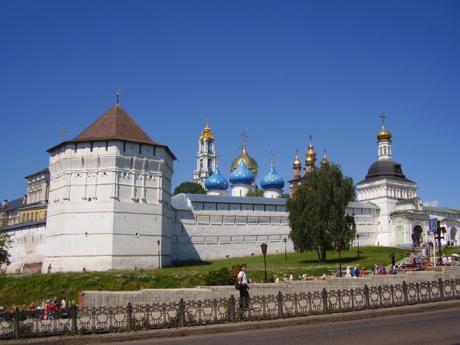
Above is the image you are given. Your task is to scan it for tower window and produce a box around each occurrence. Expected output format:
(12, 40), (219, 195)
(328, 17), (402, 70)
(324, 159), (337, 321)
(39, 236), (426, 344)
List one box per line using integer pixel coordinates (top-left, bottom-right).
(105, 141), (109, 151)
(90, 142), (93, 152)
(123, 141), (126, 153)
(153, 146), (156, 156)
(139, 145), (142, 155)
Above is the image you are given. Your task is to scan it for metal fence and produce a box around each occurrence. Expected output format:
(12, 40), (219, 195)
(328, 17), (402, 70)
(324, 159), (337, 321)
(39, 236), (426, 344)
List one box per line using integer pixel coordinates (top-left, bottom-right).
(1, 278), (459, 340)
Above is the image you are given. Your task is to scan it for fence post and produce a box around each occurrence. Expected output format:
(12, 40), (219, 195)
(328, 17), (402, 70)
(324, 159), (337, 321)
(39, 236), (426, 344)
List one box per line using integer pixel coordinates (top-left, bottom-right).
(127, 303), (133, 330)
(71, 304), (78, 334)
(13, 307), (20, 340)
(277, 291), (284, 319)
(228, 295), (236, 322)
(321, 288), (328, 313)
(402, 281), (408, 305)
(438, 278), (445, 300)
(178, 299), (186, 327)
(364, 285), (370, 309)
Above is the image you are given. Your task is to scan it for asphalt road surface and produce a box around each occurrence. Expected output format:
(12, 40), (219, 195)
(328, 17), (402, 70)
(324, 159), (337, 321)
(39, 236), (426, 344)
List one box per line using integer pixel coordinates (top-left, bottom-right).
(103, 308), (460, 345)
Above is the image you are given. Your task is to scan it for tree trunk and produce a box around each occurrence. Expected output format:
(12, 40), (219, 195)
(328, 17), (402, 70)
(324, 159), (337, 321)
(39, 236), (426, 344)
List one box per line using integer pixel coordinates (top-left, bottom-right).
(319, 246), (327, 263)
(316, 248), (321, 263)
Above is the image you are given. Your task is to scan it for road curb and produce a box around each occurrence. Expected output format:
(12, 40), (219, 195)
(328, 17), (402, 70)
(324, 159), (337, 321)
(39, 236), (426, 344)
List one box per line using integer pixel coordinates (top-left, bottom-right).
(5, 300), (460, 345)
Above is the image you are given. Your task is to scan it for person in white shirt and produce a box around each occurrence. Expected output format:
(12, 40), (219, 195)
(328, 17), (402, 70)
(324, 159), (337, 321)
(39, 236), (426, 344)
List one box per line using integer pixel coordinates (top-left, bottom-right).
(237, 264), (250, 309)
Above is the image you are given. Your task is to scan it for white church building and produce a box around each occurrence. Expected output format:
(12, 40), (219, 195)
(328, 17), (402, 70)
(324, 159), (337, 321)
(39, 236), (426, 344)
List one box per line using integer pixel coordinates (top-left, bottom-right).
(1, 103), (460, 273)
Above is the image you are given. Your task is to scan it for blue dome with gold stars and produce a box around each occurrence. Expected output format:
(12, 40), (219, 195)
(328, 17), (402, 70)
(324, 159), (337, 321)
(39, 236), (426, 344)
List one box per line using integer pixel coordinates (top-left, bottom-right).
(205, 168), (229, 191)
(229, 160), (255, 185)
(261, 166), (285, 190)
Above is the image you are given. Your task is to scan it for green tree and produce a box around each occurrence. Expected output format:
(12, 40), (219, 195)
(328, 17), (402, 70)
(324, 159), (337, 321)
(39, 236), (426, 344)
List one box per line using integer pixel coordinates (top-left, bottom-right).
(174, 181), (206, 195)
(0, 233), (11, 266)
(287, 163), (356, 263)
(245, 189), (264, 197)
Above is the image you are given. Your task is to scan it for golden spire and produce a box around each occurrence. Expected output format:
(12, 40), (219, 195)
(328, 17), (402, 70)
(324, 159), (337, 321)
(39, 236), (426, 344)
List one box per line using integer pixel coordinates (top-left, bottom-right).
(293, 150), (301, 169)
(321, 149), (329, 167)
(200, 119), (215, 141)
(305, 135), (316, 167)
(377, 113), (392, 141)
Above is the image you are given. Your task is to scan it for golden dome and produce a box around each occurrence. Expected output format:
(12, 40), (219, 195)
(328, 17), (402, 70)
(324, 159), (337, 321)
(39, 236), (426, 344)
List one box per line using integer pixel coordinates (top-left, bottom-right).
(377, 127), (392, 141)
(200, 122), (214, 141)
(321, 150), (329, 167)
(231, 145), (259, 176)
(305, 141), (316, 166)
(293, 154), (302, 169)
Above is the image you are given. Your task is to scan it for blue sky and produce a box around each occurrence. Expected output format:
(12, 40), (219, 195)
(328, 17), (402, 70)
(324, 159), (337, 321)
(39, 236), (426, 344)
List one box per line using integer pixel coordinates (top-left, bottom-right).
(1, 0), (459, 208)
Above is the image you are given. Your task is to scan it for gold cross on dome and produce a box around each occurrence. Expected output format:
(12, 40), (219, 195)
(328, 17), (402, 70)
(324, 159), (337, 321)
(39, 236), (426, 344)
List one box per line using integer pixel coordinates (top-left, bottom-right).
(379, 112), (386, 128)
(240, 130), (248, 145)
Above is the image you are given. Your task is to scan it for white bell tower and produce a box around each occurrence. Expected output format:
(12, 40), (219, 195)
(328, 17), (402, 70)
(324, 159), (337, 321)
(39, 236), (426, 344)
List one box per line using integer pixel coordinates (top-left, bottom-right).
(193, 121), (217, 187)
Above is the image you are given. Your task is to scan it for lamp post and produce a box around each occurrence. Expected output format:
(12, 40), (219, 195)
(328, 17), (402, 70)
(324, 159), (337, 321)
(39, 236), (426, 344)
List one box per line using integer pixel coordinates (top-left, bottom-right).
(157, 239), (161, 269)
(356, 234), (360, 259)
(336, 244), (342, 277)
(260, 243), (268, 283)
(434, 221), (446, 266)
(283, 238), (287, 264)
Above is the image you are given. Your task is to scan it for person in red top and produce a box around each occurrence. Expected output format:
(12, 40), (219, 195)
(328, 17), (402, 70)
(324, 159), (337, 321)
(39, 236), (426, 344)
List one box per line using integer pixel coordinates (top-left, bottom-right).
(47, 301), (56, 320)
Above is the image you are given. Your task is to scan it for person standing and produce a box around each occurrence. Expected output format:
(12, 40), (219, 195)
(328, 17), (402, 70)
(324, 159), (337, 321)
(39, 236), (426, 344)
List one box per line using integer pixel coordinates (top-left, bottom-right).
(237, 264), (250, 310)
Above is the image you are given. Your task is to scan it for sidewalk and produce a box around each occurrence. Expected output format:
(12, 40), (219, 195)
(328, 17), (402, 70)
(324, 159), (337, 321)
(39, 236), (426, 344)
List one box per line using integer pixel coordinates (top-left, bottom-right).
(5, 299), (460, 345)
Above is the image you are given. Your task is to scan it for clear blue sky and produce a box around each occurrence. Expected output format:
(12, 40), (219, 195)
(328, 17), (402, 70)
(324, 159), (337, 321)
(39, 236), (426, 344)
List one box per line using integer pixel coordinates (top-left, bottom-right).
(1, 0), (459, 208)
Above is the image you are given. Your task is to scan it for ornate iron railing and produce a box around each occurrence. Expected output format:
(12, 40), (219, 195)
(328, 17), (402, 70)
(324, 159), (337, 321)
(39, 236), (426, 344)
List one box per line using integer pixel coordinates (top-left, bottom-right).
(1, 278), (459, 340)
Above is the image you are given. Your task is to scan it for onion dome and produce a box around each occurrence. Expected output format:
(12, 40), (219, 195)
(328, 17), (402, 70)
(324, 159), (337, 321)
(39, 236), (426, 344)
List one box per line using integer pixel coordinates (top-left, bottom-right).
(229, 160), (255, 185)
(305, 141), (316, 166)
(231, 145), (259, 176)
(200, 122), (214, 141)
(293, 153), (302, 169)
(377, 127), (392, 142)
(321, 150), (329, 167)
(261, 165), (285, 190)
(204, 168), (229, 191)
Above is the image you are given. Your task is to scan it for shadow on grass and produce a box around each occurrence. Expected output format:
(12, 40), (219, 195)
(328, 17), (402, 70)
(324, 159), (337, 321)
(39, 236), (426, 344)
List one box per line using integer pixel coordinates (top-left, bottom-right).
(170, 260), (212, 268)
(299, 256), (366, 264)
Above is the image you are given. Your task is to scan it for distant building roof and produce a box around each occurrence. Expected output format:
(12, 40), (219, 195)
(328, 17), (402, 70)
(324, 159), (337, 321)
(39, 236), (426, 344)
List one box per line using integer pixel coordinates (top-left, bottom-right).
(1, 220), (45, 232)
(424, 206), (460, 216)
(347, 201), (380, 210)
(1, 198), (24, 212)
(25, 168), (49, 179)
(172, 193), (287, 211)
(48, 104), (176, 159)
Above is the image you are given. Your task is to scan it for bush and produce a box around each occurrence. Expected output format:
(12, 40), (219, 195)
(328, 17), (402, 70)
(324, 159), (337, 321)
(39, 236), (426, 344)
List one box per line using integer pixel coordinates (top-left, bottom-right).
(204, 267), (233, 286)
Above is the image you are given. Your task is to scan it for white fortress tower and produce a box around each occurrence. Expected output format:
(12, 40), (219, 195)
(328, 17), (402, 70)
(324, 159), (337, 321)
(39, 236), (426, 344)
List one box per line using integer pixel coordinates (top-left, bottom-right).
(356, 116), (417, 246)
(192, 122), (216, 186)
(42, 100), (176, 272)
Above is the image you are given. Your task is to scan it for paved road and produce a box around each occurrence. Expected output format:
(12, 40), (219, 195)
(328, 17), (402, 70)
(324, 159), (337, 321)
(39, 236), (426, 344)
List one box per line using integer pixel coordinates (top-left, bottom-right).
(103, 308), (460, 345)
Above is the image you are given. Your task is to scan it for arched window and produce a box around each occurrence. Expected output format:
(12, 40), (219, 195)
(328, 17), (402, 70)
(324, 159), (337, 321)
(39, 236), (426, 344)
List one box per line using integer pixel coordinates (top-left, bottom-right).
(384, 146), (387, 155)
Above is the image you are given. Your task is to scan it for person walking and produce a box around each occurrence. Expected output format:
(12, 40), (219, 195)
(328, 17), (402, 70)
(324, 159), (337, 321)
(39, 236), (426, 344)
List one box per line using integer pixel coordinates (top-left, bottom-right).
(237, 264), (250, 310)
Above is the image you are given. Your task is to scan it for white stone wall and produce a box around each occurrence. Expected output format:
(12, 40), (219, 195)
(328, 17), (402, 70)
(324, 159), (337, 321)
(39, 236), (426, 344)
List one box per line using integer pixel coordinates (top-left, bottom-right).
(172, 197), (293, 261)
(2, 223), (47, 273)
(42, 140), (173, 272)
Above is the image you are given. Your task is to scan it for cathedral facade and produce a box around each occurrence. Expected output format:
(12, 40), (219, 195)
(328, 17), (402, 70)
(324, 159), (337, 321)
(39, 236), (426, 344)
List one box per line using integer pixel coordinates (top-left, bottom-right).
(1, 103), (460, 273)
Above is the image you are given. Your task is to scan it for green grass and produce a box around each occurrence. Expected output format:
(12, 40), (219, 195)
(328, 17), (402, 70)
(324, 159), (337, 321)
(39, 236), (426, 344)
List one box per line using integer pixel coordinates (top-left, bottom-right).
(438, 246), (460, 256)
(0, 246), (407, 308)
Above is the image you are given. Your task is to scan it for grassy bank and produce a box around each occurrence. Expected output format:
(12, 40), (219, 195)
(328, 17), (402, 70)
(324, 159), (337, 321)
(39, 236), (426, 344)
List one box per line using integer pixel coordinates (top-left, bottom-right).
(0, 246), (407, 308)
